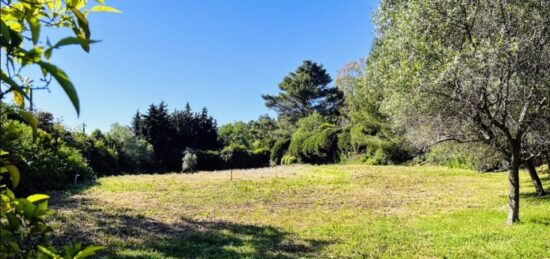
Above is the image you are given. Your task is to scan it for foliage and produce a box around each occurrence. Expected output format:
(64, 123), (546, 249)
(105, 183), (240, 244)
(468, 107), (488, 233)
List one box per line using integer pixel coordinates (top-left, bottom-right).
(70, 129), (119, 176)
(337, 58), (412, 165)
(288, 113), (340, 164)
(372, 0), (549, 224)
(0, 0), (116, 256)
(106, 123), (154, 173)
(248, 115), (278, 149)
(0, 119), (94, 194)
(219, 115), (278, 151)
(181, 149), (197, 173)
(221, 145), (270, 169)
(193, 146), (270, 171)
(270, 138), (290, 166)
(219, 121), (254, 149)
(262, 60), (343, 125)
(425, 142), (505, 172)
(195, 150), (226, 171)
(0, 188), (103, 258)
(280, 155), (297, 165)
(134, 102), (221, 172)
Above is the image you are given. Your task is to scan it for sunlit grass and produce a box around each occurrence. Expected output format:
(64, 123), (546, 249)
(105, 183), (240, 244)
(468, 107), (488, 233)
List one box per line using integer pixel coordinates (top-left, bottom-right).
(50, 165), (550, 258)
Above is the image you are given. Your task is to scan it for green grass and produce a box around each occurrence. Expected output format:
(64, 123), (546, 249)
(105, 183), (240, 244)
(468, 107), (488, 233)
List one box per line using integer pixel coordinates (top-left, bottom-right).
(49, 165), (550, 258)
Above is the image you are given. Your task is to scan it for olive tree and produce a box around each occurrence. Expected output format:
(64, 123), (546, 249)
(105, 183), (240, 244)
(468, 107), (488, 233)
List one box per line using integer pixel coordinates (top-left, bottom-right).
(373, 0), (549, 224)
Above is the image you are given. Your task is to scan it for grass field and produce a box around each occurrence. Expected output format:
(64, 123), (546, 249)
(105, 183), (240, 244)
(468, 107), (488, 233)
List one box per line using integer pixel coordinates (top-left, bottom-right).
(49, 165), (550, 258)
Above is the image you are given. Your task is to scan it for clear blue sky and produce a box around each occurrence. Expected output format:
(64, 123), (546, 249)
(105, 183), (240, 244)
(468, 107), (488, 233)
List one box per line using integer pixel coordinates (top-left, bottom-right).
(34, 0), (378, 131)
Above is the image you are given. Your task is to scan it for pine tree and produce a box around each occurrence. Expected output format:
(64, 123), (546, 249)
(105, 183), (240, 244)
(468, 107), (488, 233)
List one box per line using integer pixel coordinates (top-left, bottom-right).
(262, 60), (343, 125)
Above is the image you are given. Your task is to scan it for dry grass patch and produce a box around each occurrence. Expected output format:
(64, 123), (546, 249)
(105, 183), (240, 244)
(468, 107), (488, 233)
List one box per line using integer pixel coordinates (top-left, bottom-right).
(49, 165), (550, 258)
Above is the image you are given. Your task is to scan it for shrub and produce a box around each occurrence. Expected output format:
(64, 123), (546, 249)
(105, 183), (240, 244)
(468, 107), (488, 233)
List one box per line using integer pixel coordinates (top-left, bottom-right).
(75, 134), (120, 176)
(107, 124), (154, 173)
(0, 120), (94, 195)
(281, 155), (297, 165)
(181, 149), (198, 173)
(337, 127), (353, 158)
(288, 114), (341, 164)
(221, 144), (270, 169)
(249, 148), (271, 168)
(270, 138), (291, 166)
(426, 142), (504, 171)
(196, 150), (226, 171)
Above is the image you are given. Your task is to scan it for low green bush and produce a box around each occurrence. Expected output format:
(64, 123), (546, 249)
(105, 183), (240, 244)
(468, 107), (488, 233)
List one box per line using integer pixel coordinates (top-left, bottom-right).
(281, 155), (297, 165)
(0, 120), (94, 195)
(425, 142), (504, 171)
(270, 138), (291, 165)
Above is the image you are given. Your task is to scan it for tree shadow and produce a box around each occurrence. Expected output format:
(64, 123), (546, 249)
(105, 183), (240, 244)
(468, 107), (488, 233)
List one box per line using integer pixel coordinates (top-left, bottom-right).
(50, 196), (331, 258)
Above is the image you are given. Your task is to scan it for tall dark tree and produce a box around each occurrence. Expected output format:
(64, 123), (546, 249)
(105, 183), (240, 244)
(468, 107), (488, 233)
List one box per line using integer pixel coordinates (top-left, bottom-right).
(193, 107), (220, 150)
(141, 102), (174, 169)
(262, 60), (343, 125)
(170, 102), (194, 151)
(131, 110), (142, 137)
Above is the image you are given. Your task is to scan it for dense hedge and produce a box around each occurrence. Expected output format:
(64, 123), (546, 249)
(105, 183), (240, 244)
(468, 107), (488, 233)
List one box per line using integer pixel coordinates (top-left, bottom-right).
(195, 146), (270, 171)
(196, 150), (226, 171)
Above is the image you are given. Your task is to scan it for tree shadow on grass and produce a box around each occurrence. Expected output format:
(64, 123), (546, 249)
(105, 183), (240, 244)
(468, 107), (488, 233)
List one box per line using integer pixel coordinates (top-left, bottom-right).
(50, 196), (331, 258)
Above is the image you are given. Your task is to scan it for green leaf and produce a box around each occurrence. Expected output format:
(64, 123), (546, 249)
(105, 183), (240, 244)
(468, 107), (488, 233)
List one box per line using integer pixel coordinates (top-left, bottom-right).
(20, 110), (39, 137)
(90, 5), (121, 13)
(37, 245), (60, 258)
(55, 37), (99, 48)
(5, 165), (20, 187)
(27, 194), (50, 203)
(45, 48), (52, 60)
(27, 16), (40, 45)
(13, 90), (24, 108)
(71, 8), (90, 39)
(0, 20), (11, 44)
(51, 37), (100, 53)
(38, 62), (80, 116)
(74, 246), (104, 259)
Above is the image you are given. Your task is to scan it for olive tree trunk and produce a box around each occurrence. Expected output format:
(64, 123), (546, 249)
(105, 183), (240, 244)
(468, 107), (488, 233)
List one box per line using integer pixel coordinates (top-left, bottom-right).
(526, 161), (545, 196)
(507, 145), (521, 225)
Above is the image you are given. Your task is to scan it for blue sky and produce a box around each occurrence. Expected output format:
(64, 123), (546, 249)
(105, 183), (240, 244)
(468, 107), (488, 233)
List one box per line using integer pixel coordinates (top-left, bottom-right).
(34, 0), (378, 131)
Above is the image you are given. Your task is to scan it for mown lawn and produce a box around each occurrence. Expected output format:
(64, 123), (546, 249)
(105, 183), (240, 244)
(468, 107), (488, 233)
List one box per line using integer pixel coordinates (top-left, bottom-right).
(49, 165), (550, 258)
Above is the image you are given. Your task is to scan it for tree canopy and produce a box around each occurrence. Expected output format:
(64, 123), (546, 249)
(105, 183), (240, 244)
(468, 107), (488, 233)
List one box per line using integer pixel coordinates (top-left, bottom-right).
(262, 60), (343, 125)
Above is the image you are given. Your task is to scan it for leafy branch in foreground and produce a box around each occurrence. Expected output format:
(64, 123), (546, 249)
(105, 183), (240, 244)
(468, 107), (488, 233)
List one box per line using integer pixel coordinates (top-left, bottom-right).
(1, 0), (120, 257)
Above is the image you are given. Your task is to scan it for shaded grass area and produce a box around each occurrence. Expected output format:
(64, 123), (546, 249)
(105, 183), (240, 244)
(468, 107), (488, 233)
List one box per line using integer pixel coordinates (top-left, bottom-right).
(49, 165), (550, 258)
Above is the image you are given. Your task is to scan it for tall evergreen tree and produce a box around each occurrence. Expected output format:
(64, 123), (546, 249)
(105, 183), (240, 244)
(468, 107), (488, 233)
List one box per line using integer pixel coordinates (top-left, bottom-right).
(131, 110), (142, 137)
(142, 102), (173, 169)
(193, 107), (220, 150)
(170, 102), (194, 151)
(262, 60), (343, 125)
